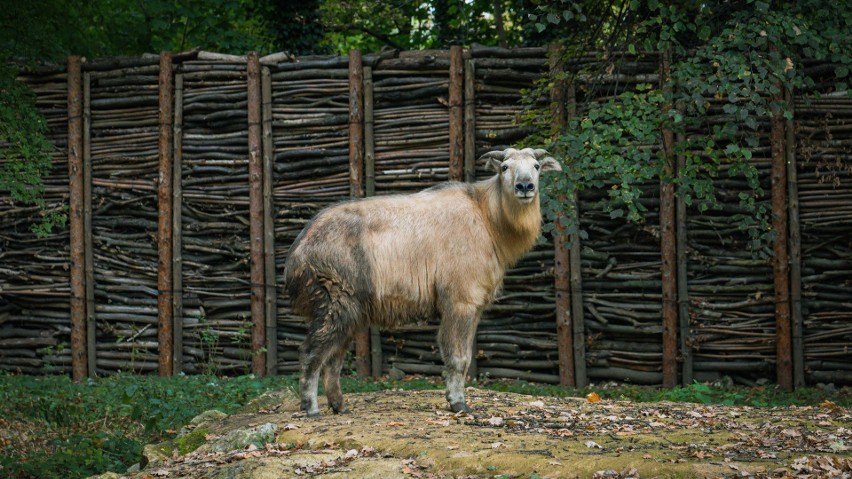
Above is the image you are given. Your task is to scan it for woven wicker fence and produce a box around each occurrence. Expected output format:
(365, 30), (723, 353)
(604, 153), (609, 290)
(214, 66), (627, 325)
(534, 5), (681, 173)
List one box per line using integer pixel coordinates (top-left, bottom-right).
(1, 46), (849, 387)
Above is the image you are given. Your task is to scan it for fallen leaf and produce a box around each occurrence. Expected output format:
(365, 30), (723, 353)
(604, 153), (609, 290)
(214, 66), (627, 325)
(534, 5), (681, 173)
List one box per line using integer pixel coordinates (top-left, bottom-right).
(491, 441), (505, 449)
(549, 460), (562, 466)
(488, 416), (504, 426)
(528, 400), (545, 408)
(587, 392), (601, 403)
(387, 421), (405, 427)
(344, 449), (359, 459)
(585, 440), (602, 449)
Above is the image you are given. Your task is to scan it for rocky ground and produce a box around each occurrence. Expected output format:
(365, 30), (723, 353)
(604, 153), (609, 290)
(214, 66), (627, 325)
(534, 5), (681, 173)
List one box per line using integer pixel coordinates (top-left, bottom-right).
(92, 387), (852, 478)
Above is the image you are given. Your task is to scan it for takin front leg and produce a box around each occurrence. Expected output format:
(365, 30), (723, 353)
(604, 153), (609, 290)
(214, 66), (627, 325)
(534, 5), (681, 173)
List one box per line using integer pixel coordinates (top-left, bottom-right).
(437, 303), (480, 413)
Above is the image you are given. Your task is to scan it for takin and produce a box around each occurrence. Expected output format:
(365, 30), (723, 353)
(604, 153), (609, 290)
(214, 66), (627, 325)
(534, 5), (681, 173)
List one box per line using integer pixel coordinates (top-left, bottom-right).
(283, 147), (562, 417)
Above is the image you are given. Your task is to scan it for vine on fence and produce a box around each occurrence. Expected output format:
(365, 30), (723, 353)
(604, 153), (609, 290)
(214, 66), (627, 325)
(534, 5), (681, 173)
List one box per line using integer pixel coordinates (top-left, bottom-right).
(0, 66), (65, 237)
(526, 0), (851, 256)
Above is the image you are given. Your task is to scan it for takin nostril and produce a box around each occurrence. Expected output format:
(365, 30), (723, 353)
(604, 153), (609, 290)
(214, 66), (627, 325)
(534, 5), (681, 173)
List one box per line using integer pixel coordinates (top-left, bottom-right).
(516, 182), (535, 193)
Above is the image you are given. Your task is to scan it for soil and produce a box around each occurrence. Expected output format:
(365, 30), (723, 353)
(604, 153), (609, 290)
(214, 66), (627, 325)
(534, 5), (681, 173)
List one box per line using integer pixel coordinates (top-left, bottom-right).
(93, 387), (852, 478)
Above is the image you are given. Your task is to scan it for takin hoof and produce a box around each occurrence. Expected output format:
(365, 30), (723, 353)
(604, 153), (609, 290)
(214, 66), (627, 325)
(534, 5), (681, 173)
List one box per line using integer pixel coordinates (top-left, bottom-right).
(449, 401), (471, 413)
(330, 404), (349, 415)
(305, 409), (322, 418)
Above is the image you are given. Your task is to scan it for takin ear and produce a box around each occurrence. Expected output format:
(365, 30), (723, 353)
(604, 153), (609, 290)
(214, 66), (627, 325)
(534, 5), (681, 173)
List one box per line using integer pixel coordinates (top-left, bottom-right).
(479, 150), (507, 172)
(533, 149), (562, 172)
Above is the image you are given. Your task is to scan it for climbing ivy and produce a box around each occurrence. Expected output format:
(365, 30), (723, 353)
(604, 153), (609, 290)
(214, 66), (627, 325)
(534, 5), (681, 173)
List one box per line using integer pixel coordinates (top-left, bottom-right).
(0, 66), (65, 237)
(530, 0), (851, 256)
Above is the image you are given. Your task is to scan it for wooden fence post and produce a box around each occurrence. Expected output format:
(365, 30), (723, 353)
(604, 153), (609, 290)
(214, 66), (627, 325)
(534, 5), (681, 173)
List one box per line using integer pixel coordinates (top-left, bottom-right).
(785, 88), (804, 388)
(770, 53), (793, 389)
(549, 44), (575, 388)
(157, 51), (174, 376)
(172, 73), (184, 374)
(261, 66), (277, 376)
(448, 45), (464, 182)
(68, 55), (87, 382)
(349, 49), (370, 377)
(82, 71), (96, 377)
(247, 51), (267, 377)
(363, 65), (383, 378)
(659, 49), (679, 388)
(460, 51), (479, 380)
(463, 57), (476, 183)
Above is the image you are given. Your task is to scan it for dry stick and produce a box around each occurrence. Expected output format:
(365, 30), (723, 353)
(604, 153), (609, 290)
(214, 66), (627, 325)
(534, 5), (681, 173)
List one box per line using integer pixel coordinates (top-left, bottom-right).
(549, 44), (575, 388)
(349, 49), (370, 377)
(785, 88), (804, 389)
(770, 46), (792, 391)
(157, 51), (174, 376)
(364, 66), (383, 378)
(448, 46), (464, 182)
(68, 55), (88, 382)
(262, 67), (278, 376)
(83, 71), (97, 377)
(173, 73), (185, 374)
(659, 49), (678, 388)
(247, 52), (266, 377)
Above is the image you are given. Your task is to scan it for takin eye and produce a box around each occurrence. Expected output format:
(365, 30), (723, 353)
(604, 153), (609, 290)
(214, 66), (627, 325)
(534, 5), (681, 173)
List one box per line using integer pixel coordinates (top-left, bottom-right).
(501, 164), (508, 172)
(534, 163), (540, 170)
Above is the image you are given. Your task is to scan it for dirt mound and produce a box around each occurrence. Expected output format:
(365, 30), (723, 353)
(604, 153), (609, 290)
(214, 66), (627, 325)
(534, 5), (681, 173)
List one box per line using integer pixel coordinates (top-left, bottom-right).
(92, 387), (852, 478)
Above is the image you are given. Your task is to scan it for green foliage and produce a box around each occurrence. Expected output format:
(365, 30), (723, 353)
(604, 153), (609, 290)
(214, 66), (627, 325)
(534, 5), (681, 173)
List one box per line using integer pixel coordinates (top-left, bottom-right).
(0, 65), (65, 237)
(530, 0), (852, 255)
(540, 84), (666, 237)
(318, 0), (532, 54)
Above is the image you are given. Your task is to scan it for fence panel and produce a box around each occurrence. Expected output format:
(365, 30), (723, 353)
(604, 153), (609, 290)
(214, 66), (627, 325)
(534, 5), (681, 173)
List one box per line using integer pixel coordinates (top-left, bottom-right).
(795, 92), (852, 384)
(177, 59), (252, 375)
(88, 62), (161, 374)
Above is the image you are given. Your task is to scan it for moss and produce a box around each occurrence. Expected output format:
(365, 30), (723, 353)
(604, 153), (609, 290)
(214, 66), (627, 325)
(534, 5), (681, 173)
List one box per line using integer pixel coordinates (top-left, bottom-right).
(174, 427), (210, 455)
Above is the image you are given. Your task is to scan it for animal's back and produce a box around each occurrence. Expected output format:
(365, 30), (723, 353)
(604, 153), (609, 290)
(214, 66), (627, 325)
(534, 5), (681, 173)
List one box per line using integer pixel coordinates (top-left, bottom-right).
(283, 182), (503, 327)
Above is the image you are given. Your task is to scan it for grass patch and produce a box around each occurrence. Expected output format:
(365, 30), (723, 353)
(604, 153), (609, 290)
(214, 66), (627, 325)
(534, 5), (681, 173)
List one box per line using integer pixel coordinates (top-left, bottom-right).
(478, 377), (852, 408)
(1, 371), (849, 479)
(0, 372), (290, 479)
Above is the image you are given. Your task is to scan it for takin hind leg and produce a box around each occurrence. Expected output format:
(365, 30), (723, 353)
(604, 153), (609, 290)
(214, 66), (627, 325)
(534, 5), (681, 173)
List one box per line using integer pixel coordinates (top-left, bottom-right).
(299, 301), (359, 417)
(437, 303), (480, 413)
(322, 338), (353, 414)
(299, 327), (335, 418)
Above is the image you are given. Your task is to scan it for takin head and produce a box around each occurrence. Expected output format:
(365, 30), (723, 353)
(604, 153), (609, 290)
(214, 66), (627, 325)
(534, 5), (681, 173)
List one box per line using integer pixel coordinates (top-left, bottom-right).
(480, 147), (562, 205)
